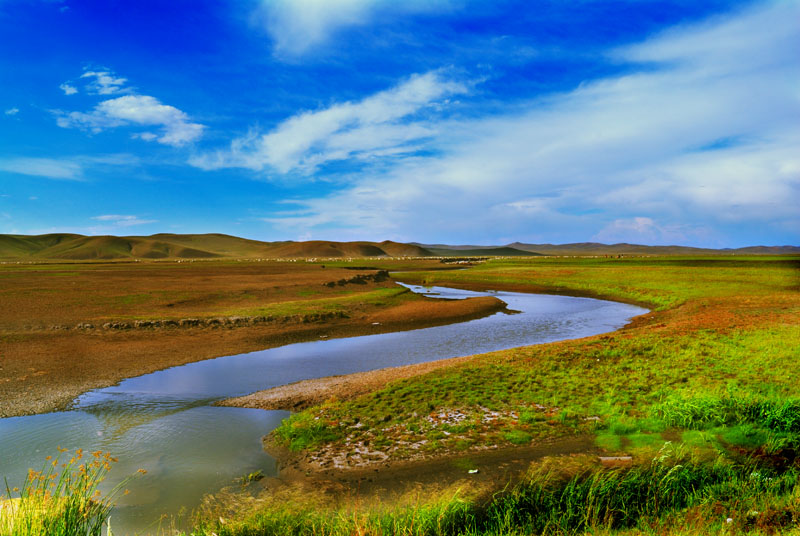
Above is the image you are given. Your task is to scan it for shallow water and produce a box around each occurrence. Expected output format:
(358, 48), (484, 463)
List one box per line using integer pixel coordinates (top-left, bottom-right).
(0, 284), (647, 534)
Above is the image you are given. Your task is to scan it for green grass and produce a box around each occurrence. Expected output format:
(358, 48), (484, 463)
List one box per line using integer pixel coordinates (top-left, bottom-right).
(1, 449), (136, 536)
(250, 256), (800, 535)
(184, 447), (800, 535)
(273, 412), (344, 452)
(402, 256), (800, 310)
(273, 325), (800, 461)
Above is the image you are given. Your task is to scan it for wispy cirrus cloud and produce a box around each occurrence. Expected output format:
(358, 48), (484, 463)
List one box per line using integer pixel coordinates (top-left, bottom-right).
(0, 154), (138, 181)
(253, 0), (454, 58)
(592, 217), (712, 245)
(4, 107), (19, 116)
(254, 2), (799, 246)
(0, 157), (83, 180)
(91, 214), (156, 227)
(191, 70), (468, 173)
(30, 214), (158, 236)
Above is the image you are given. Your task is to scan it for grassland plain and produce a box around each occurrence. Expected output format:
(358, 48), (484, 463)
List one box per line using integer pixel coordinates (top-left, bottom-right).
(0, 259), (506, 417)
(191, 256), (800, 535)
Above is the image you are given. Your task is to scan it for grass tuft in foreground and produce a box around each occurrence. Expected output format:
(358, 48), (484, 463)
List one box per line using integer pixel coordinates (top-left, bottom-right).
(1, 448), (137, 536)
(185, 446), (800, 535)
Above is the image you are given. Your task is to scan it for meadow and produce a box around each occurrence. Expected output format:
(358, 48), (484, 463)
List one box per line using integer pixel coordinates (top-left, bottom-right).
(195, 255), (800, 535)
(2, 255), (798, 534)
(0, 258), (495, 417)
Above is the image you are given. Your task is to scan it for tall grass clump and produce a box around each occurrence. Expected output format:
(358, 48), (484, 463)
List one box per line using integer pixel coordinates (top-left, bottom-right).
(274, 412), (343, 451)
(478, 446), (800, 534)
(190, 493), (477, 536)
(656, 395), (800, 433)
(187, 446), (800, 535)
(1, 448), (136, 536)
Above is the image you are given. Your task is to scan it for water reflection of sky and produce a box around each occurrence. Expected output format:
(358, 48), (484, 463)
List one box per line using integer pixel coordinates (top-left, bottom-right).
(0, 284), (647, 535)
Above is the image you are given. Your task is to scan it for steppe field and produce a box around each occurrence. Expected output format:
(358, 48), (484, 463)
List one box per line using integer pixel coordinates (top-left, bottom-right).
(0, 258), (504, 417)
(3, 253), (799, 535)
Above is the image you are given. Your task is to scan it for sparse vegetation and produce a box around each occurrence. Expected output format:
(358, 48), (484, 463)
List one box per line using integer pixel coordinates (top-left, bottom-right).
(1, 448), (138, 536)
(3, 254), (798, 534)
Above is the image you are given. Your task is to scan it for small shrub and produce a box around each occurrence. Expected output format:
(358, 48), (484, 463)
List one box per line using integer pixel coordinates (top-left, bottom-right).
(503, 430), (532, 445)
(273, 413), (342, 452)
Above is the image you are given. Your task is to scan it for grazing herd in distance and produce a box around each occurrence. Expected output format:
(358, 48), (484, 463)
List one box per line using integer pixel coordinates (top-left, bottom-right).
(0, 232), (797, 261)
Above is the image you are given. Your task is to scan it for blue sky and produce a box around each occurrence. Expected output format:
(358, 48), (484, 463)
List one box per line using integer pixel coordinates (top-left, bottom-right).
(1, 0), (798, 247)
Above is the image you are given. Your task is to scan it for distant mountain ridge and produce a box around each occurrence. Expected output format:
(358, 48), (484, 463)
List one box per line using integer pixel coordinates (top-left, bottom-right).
(415, 241), (800, 256)
(0, 233), (436, 260)
(425, 246), (541, 257)
(1, 233), (797, 261)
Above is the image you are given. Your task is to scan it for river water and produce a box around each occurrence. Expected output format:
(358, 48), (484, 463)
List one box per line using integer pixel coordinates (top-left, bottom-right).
(0, 284), (647, 534)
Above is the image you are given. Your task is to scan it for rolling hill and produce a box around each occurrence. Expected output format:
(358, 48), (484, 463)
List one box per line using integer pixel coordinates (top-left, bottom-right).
(1, 234), (796, 261)
(419, 242), (800, 256)
(426, 246), (541, 257)
(0, 234), (436, 260)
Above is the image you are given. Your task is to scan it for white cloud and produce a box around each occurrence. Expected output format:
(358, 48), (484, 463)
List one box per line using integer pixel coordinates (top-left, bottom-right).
(80, 70), (128, 95)
(91, 214), (156, 227)
(255, 0), (454, 57)
(4, 107), (19, 116)
(55, 68), (203, 146)
(593, 217), (711, 245)
(258, 0), (372, 56)
(254, 2), (800, 246)
(191, 70), (467, 172)
(0, 157), (83, 180)
(60, 84), (78, 96)
(59, 83), (78, 95)
(58, 95), (204, 146)
(0, 154), (139, 181)
(31, 214), (158, 236)
(132, 132), (158, 141)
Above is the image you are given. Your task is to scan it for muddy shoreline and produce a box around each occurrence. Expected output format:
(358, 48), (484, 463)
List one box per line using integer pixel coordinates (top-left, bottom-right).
(220, 355), (482, 411)
(0, 295), (508, 418)
(221, 281), (654, 413)
(257, 432), (598, 506)
(394, 276), (656, 310)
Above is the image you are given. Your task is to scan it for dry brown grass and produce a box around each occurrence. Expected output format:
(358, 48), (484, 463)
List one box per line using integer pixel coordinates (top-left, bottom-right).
(0, 259), (503, 417)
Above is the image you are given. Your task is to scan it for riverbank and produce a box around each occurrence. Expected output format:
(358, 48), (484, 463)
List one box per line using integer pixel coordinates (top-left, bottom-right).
(253, 434), (597, 509)
(0, 260), (507, 417)
(195, 256), (800, 535)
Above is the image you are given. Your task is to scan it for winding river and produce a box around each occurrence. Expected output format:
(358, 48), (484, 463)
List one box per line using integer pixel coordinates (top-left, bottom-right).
(0, 284), (647, 534)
